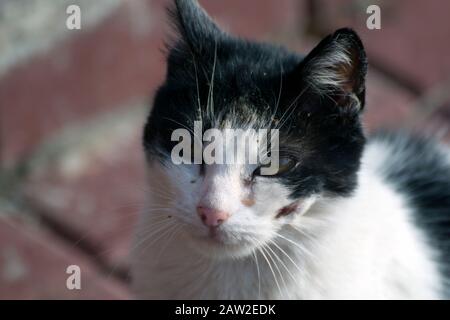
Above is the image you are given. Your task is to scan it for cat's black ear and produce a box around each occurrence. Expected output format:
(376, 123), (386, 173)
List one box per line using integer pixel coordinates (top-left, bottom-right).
(298, 28), (367, 111)
(169, 0), (225, 56)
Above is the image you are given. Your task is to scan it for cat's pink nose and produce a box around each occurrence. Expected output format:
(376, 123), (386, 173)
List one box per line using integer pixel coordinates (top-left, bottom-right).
(197, 206), (230, 227)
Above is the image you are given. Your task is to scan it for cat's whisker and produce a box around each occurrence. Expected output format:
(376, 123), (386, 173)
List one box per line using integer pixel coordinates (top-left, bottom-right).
(133, 222), (173, 252)
(270, 61), (284, 126)
(251, 250), (262, 300)
(207, 39), (218, 124)
(66, 202), (158, 252)
(139, 218), (177, 233)
(251, 237), (283, 298)
(156, 224), (183, 260)
(129, 222), (173, 249)
(190, 50), (203, 123)
(288, 224), (318, 241)
(260, 242), (286, 299)
(140, 222), (180, 255)
(143, 187), (176, 200)
(162, 116), (203, 146)
(262, 242), (291, 298)
(133, 220), (176, 255)
(100, 217), (175, 281)
(257, 246), (282, 298)
(276, 86), (309, 130)
(273, 232), (316, 261)
(144, 207), (177, 213)
(120, 222), (179, 282)
(137, 214), (172, 229)
(288, 225), (325, 251)
(268, 238), (302, 278)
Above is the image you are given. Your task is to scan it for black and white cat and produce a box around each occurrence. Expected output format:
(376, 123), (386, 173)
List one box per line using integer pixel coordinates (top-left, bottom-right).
(131, 0), (450, 299)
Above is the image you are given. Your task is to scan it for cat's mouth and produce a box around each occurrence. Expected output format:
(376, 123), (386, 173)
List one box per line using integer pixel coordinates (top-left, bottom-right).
(187, 227), (260, 258)
(192, 227), (233, 245)
(207, 227), (223, 241)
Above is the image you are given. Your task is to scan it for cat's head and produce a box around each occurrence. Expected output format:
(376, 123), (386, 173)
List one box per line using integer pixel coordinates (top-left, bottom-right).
(143, 0), (367, 259)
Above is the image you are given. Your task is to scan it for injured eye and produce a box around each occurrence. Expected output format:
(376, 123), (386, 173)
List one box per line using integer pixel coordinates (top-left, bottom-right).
(277, 157), (297, 174)
(252, 157), (297, 178)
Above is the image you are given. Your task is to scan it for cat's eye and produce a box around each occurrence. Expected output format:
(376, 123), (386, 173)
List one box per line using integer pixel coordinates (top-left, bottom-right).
(252, 157), (297, 178)
(277, 157), (297, 174)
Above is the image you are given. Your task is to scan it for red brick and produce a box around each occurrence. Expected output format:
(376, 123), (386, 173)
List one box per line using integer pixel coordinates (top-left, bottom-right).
(314, 0), (450, 92)
(0, 215), (131, 299)
(24, 110), (146, 271)
(0, 0), (166, 166)
(202, 0), (303, 40)
(363, 68), (416, 132)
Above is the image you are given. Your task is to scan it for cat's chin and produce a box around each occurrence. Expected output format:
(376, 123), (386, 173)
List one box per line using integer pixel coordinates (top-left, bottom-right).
(186, 233), (259, 260)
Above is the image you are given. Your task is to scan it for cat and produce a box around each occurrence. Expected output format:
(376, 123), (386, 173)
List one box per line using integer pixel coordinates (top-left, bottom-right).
(131, 0), (450, 299)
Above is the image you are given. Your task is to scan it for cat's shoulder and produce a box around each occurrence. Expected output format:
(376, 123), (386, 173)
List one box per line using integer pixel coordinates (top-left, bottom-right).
(366, 130), (450, 297)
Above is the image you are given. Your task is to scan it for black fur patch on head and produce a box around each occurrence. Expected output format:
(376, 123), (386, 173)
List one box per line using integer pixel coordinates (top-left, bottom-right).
(144, 0), (367, 198)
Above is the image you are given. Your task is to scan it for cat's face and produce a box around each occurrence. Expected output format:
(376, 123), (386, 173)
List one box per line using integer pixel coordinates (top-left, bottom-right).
(146, 124), (321, 259)
(142, 0), (367, 259)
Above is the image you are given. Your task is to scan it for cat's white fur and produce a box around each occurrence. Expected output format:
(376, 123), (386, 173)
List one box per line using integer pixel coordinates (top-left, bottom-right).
(131, 137), (443, 299)
(307, 41), (352, 90)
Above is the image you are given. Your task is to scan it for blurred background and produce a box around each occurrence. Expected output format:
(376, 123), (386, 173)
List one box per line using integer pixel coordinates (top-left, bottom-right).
(0, 0), (449, 299)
